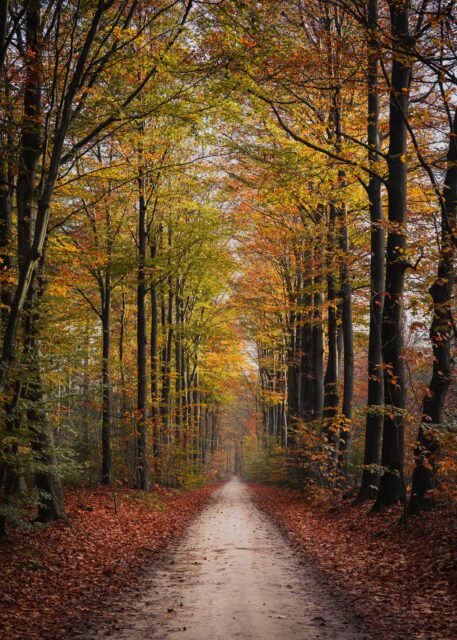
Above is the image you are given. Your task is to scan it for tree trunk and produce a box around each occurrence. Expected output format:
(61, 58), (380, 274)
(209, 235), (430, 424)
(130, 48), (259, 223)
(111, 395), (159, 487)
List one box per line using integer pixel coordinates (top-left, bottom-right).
(357, 0), (385, 502)
(0, 4), (14, 537)
(101, 290), (112, 485)
(374, 2), (411, 509)
(323, 204), (339, 444)
(175, 285), (183, 444)
(313, 210), (325, 421)
(16, 0), (40, 269)
(1, 2), (64, 526)
(136, 160), (148, 491)
(0, 87), (13, 316)
(161, 275), (174, 438)
(150, 234), (160, 466)
(409, 108), (457, 512)
(338, 202), (354, 460)
(118, 291), (129, 421)
(287, 301), (299, 425)
(301, 247), (315, 422)
(28, 265), (66, 523)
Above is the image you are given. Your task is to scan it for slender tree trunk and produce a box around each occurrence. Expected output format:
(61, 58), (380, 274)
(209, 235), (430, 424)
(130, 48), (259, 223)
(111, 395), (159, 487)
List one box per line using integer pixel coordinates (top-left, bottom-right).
(301, 248), (315, 422)
(162, 275), (174, 437)
(0, 6), (13, 537)
(338, 201), (354, 460)
(81, 356), (90, 462)
(374, 2), (411, 509)
(119, 291), (128, 424)
(101, 290), (112, 485)
(357, 0), (384, 502)
(136, 159), (148, 491)
(0, 1), (8, 72)
(313, 211), (325, 421)
(294, 272), (304, 421)
(287, 302), (299, 425)
(28, 265), (66, 523)
(337, 320), (343, 382)
(0, 99), (13, 315)
(150, 233), (160, 466)
(150, 221), (162, 480)
(409, 108), (457, 511)
(323, 204), (339, 443)
(175, 285), (182, 444)
(150, 282), (160, 456)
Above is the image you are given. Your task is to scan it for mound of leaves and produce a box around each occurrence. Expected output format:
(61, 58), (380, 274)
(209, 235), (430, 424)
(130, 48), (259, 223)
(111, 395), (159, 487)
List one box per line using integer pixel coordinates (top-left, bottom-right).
(0, 484), (218, 639)
(250, 484), (457, 640)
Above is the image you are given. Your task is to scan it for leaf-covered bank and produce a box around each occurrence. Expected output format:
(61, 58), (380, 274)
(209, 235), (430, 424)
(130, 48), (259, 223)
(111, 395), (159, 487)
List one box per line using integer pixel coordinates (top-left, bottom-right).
(250, 484), (457, 640)
(0, 484), (218, 640)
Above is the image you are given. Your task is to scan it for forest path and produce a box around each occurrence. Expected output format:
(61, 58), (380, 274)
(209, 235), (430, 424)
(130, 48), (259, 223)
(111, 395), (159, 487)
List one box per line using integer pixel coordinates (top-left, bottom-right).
(89, 478), (369, 640)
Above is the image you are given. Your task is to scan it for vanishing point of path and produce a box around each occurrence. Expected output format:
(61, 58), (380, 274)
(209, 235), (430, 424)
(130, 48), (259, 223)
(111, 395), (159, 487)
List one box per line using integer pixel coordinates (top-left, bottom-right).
(89, 478), (369, 640)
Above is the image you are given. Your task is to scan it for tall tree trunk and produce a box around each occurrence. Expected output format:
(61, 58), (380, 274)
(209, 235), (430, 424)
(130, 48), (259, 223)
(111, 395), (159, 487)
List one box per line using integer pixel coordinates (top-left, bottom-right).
(175, 285), (183, 444)
(28, 265), (66, 523)
(0, 1), (8, 72)
(301, 247), (315, 422)
(136, 159), (148, 491)
(374, 1), (411, 509)
(1, 1), (64, 528)
(118, 291), (128, 424)
(313, 211), (325, 421)
(287, 300), (299, 426)
(16, 0), (40, 270)
(118, 291), (132, 476)
(339, 201), (354, 459)
(101, 288), (112, 485)
(409, 108), (457, 511)
(0, 3), (14, 537)
(81, 359), (90, 462)
(323, 204), (339, 445)
(357, 0), (385, 502)
(150, 235), (160, 466)
(161, 274), (174, 438)
(0, 89), (13, 315)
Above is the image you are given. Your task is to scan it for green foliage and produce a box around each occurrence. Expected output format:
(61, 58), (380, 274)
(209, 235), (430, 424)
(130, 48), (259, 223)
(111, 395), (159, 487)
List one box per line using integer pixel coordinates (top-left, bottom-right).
(244, 435), (287, 483)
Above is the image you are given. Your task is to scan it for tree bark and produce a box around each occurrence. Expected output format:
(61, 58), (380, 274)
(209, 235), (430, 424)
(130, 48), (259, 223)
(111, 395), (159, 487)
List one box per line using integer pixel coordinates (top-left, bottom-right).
(28, 264), (66, 523)
(374, 1), (411, 509)
(409, 108), (457, 511)
(1, 1), (65, 527)
(338, 201), (354, 459)
(150, 233), (160, 466)
(323, 204), (339, 444)
(101, 289), (112, 485)
(136, 159), (148, 491)
(357, 0), (385, 502)
(313, 209), (325, 421)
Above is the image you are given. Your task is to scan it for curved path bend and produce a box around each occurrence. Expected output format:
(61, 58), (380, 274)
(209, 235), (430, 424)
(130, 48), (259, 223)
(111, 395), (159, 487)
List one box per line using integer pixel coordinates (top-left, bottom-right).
(90, 477), (369, 640)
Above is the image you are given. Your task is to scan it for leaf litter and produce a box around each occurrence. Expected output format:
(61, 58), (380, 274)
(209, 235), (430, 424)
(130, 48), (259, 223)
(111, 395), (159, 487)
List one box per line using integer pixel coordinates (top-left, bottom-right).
(0, 484), (218, 640)
(249, 484), (457, 640)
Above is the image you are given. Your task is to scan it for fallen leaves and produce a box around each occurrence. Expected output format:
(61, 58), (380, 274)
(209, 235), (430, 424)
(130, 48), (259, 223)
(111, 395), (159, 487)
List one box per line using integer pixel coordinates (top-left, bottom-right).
(249, 484), (457, 640)
(0, 484), (218, 640)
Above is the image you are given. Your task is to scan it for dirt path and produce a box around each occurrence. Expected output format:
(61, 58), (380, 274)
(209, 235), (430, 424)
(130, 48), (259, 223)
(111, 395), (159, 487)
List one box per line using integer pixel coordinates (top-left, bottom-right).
(88, 478), (369, 640)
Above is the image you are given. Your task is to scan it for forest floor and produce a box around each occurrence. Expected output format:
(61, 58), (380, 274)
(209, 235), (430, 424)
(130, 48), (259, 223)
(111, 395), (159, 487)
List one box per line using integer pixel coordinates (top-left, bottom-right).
(250, 483), (457, 640)
(0, 483), (218, 640)
(85, 476), (369, 640)
(2, 479), (456, 640)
